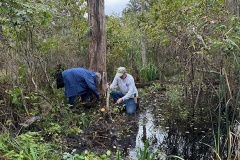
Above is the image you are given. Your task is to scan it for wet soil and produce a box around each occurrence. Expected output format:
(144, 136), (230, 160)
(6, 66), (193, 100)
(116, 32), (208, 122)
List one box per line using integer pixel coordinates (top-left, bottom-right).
(61, 85), (237, 160)
(64, 103), (142, 159)
(61, 85), (168, 159)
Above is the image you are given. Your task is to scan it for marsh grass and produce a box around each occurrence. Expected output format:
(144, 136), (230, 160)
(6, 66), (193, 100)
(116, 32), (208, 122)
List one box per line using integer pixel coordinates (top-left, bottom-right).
(137, 139), (184, 160)
(140, 63), (158, 82)
(208, 66), (239, 159)
(138, 139), (158, 160)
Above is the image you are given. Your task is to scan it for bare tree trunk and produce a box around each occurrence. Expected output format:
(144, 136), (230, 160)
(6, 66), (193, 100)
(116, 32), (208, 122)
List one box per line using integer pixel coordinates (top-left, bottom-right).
(141, 0), (147, 67)
(225, 0), (240, 15)
(87, 0), (107, 94)
(141, 38), (147, 67)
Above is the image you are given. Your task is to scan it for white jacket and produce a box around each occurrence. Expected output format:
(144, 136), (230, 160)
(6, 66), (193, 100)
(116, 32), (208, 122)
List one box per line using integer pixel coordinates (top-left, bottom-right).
(110, 73), (138, 101)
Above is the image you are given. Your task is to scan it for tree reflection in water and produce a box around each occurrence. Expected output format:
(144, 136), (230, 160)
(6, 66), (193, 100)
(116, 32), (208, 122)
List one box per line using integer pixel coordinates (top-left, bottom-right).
(127, 100), (217, 159)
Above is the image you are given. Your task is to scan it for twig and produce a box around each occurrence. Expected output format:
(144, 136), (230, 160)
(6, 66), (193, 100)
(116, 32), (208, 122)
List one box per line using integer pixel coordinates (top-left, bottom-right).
(0, 122), (9, 133)
(20, 87), (29, 116)
(194, 80), (202, 110)
(196, 68), (220, 74)
(222, 68), (232, 100)
(106, 87), (110, 108)
(15, 91), (54, 136)
(92, 140), (105, 147)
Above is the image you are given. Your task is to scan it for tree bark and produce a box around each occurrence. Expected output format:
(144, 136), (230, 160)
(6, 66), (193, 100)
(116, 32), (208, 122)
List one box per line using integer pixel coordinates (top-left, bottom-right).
(87, 0), (106, 94)
(141, 0), (147, 67)
(225, 0), (240, 16)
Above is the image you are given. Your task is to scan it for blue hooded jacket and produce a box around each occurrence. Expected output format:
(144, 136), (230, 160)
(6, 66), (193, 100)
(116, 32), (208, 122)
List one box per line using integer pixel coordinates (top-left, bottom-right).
(62, 68), (100, 98)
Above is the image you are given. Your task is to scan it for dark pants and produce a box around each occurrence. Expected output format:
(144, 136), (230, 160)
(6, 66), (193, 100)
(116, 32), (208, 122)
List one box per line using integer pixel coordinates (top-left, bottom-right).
(110, 91), (137, 114)
(68, 91), (91, 109)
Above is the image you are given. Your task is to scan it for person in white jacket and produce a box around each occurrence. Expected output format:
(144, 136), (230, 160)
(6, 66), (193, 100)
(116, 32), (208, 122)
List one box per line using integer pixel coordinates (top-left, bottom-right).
(106, 67), (138, 114)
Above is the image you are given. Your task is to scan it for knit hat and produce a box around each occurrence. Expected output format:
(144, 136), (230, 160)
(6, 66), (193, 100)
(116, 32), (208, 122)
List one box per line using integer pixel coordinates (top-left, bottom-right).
(56, 72), (64, 89)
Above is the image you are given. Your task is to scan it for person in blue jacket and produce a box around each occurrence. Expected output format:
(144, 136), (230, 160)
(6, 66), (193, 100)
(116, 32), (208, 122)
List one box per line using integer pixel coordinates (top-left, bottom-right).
(56, 68), (101, 109)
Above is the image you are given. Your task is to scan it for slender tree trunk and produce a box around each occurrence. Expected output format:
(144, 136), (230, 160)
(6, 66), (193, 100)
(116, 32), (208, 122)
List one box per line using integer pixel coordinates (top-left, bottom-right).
(238, 110), (240, 159)
(87, 0), (107, 94)
(141, 39), (146, 67)
(225, 0), (240, 15)
(141, 0), (147, 67)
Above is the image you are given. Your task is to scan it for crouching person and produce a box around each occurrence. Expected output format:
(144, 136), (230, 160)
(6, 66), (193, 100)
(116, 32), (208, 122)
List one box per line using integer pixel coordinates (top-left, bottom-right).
(56, 67), (101, 109)
(106, 67), (138, 114)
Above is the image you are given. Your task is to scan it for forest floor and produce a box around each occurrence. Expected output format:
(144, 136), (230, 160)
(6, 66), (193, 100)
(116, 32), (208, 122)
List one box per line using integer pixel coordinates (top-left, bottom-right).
(64, 100), (143, 158)
(61, 85), (166, 159)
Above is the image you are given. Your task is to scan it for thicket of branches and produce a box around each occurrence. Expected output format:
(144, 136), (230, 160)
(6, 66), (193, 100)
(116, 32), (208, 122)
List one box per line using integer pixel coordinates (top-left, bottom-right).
(0, 0), (240, 158)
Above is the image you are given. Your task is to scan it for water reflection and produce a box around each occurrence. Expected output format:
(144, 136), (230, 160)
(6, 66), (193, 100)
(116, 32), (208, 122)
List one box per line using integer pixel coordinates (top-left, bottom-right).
(126, 101), (217, 159)
(115, 89), (239, 160)
(128, 109), (165, 159)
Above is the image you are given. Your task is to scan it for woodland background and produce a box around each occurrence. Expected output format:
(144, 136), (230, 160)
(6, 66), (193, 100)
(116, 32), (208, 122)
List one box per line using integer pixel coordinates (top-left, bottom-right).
(1, 0), (240, 159)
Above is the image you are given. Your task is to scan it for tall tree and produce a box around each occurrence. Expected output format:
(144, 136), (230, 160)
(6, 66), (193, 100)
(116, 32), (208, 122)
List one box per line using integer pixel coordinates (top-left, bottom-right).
(141, 0), (147, 67)
(225, 0), (240, 16)
(87, 0), (106, 94)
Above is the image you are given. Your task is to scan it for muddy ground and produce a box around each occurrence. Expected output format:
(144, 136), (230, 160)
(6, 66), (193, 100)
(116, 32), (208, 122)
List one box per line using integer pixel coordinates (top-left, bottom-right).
(63, 87), (163, 159)
(65, 105), (142, 158)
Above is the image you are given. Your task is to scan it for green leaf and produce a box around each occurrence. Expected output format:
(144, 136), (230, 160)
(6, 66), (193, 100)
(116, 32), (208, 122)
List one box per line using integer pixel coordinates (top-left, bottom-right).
(106, 150), (111, 156)
(30, 145), (37, 160)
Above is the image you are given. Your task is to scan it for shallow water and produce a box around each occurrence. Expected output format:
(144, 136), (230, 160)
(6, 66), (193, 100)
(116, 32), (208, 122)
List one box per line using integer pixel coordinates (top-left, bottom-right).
(119, 92), (236, 160)
(77, 90), (237, 160)
(128, 109), (166, 159)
